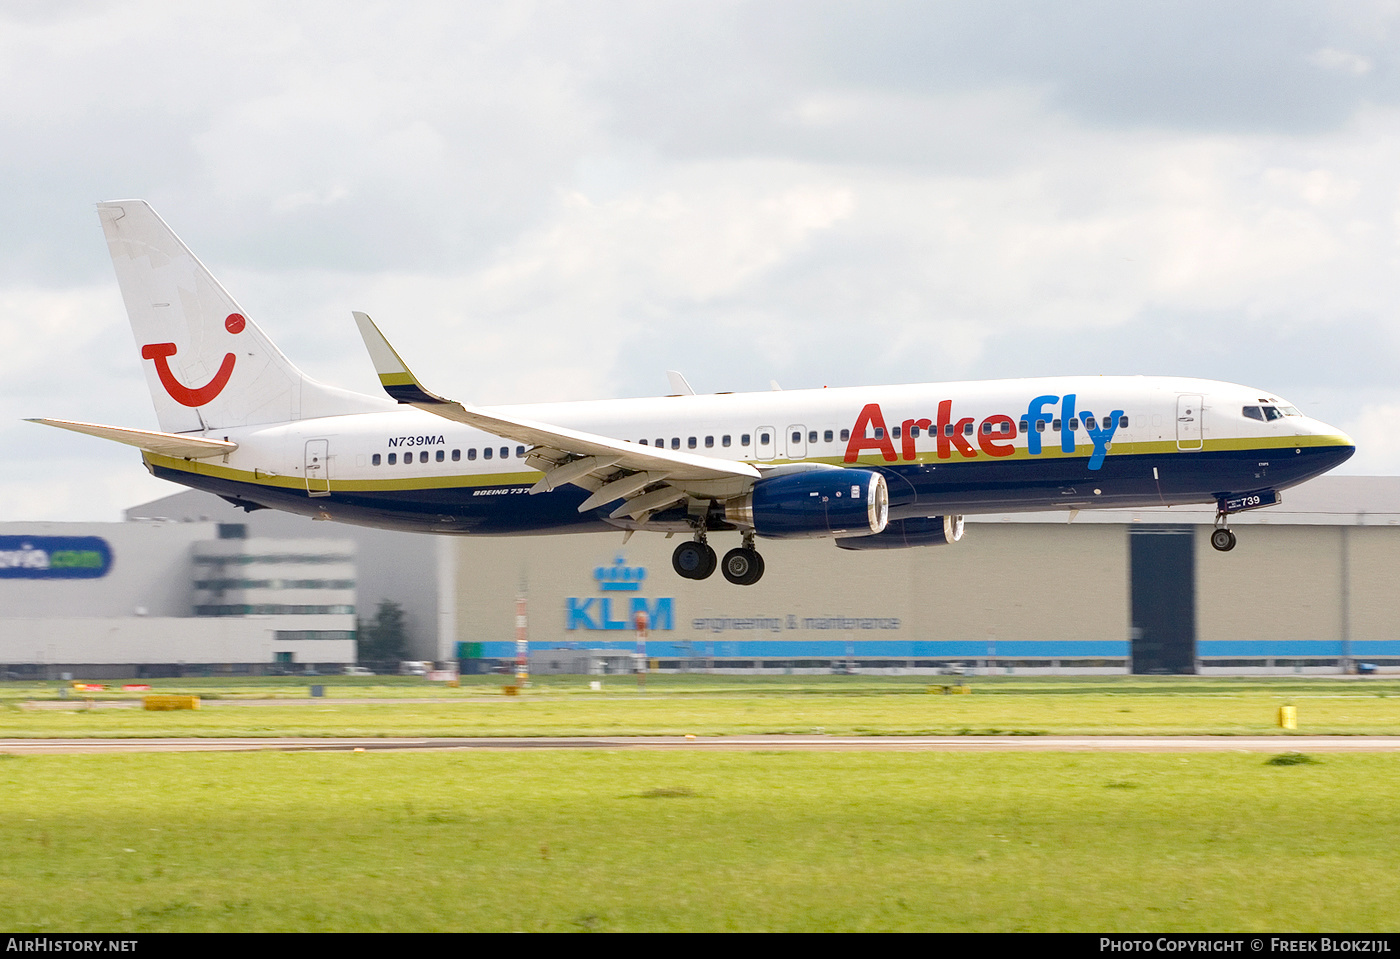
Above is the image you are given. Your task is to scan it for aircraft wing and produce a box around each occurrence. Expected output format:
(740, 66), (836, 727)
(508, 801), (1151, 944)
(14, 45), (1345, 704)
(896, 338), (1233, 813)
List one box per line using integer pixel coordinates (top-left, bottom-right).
(27, 418), (238, 459)
(353, 313), (759, 520)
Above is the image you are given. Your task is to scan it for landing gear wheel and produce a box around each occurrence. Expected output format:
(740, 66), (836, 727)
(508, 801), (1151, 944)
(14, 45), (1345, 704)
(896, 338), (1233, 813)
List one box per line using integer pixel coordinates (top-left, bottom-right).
(1210, 527), (1237, 552)
(721, 547), (765, 586)
(672, 541), (717, 579)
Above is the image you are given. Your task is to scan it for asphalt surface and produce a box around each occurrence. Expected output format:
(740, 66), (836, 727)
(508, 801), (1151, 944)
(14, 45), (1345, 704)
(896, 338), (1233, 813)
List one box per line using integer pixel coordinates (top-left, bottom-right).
(3, 735), (1400, 754)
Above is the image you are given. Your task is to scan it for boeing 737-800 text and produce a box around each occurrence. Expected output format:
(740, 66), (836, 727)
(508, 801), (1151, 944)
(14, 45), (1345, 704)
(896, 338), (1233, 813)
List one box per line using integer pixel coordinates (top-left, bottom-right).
(31, 201), (1356, 585)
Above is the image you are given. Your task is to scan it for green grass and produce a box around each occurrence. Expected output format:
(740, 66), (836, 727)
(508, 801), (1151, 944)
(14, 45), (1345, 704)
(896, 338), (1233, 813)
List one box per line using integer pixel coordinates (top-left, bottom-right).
(3, 675), (1399, 738)
(0, 750), (1396, 931)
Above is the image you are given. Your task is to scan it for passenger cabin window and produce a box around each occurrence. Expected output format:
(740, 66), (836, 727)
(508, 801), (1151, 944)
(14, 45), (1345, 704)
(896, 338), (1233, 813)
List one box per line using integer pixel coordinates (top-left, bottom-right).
(452, 449), (460, 461)
(705, 436), (714, 448)
(372, 454), (381, 466)
(516, 446), (526, 457)
(840, 429), (850, 441)
(1068, 418), (1079, 430)
(741, 434), (750, 446)
(688, 437), (697, 449)
(890, 426), (900, 439)
(655, 438), (663, 447)
(1084, 417), (1097, 430)
(419, 451), (428, 463)
(722, 435), (731, 447)
(388, 453), (397, 465)
(1118, 416), (1129, 428)
(808, 431), (817, 444)
(792, 431), (801, 443)
(824, 430), (833, 442)
(467, 449), (476, 460)
(500, 447), (509, 458)
(909, 426), (920, 438)
(483, 448), (492, 459)
(873, 427), (884, 439)
(759, 432), (770, 444)
(963, 422), (974, 435)
(671, 438), (680, 450)
(640, 439), (648, 445)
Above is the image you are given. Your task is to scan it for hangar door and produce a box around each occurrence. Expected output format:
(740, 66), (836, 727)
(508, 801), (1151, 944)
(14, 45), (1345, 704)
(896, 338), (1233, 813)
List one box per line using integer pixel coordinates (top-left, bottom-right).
(1129, 525), (1197, 674)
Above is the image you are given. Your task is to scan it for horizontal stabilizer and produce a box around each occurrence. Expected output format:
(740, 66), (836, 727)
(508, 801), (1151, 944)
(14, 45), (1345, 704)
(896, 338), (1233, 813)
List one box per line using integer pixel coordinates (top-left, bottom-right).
(27, 418), (237, 459)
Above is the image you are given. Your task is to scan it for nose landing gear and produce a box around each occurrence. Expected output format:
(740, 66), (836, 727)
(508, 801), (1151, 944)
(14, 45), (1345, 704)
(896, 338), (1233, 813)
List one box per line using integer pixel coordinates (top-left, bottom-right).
(1211, 511), (1237, 552)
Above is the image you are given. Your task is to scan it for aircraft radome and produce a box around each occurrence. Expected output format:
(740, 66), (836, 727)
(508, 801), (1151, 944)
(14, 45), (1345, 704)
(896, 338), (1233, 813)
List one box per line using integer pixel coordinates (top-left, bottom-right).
(30, 201), (1356, 585)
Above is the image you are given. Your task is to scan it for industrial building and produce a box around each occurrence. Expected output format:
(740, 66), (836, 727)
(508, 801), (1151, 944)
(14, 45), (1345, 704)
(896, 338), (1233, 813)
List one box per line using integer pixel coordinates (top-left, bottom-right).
(2, 476), (1397, 676)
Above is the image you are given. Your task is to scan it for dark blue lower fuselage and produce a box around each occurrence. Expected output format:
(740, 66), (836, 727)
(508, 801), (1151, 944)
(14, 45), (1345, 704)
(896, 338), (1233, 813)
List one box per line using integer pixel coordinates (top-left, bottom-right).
(153, 442), (1354, 536)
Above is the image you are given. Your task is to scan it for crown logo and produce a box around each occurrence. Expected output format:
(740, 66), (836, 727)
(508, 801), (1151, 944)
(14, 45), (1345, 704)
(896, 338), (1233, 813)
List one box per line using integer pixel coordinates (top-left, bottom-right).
(595, 555), (646, 592)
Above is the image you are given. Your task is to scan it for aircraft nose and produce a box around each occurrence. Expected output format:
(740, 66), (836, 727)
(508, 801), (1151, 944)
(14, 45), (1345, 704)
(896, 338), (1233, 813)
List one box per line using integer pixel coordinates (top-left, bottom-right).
(1311, 422), (1356, 469)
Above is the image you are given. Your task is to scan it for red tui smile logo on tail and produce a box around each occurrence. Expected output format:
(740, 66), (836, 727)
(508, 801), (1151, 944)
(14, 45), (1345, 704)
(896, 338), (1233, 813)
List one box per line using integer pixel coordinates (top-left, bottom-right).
(141, 313), (244, 407)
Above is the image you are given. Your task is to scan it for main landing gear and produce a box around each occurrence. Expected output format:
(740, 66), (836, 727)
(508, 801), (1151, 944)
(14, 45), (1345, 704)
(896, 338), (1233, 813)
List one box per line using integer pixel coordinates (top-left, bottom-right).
(671, 534), (716, 580)
(672, 531), (765, 585)
(1211, 510), (1237, 552)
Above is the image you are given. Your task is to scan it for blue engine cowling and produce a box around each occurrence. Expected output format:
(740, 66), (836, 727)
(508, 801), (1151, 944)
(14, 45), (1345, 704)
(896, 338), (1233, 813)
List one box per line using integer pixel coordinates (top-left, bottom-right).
(725, 469), (889, 539)
(835, 515), (965, 550)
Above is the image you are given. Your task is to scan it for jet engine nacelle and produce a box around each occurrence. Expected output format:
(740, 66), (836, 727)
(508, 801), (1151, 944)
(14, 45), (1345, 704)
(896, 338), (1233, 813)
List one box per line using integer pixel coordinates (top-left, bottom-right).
(725, 469), (889, 539)
(835, 515), (965, 551)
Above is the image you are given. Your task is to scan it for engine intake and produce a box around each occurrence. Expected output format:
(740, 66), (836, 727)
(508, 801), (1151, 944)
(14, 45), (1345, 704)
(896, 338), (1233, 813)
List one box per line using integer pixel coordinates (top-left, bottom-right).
(725, 469), (888, 539)
(835, 515), (965, 550)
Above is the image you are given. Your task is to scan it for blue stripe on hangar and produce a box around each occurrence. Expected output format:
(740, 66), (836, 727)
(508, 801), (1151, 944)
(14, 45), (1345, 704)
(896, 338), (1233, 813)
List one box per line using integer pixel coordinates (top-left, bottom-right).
(477, 640), (1131, 658)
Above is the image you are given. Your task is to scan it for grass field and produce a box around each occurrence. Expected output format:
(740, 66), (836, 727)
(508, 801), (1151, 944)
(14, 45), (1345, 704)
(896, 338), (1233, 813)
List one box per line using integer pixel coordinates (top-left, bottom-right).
(1, 749), (1397, 932)
(4, 676), (1397, 931)
(3, 674), (1398, 738)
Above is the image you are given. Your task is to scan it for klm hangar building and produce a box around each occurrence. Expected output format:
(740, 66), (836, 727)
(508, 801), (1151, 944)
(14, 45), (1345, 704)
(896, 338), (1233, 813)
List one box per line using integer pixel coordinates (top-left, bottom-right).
(450, 475), (1400, 675)
(2, 475), (1399, 676)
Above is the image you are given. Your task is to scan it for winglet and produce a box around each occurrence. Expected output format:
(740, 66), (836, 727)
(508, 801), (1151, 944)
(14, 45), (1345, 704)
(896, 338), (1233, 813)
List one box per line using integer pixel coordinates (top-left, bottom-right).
(352, 312), (456, 407)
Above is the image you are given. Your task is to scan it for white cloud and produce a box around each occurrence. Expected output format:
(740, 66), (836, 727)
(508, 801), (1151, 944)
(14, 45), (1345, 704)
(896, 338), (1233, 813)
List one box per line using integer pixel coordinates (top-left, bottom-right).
(4, 3), (1400, 522)
(1309, 47), (1374, 76)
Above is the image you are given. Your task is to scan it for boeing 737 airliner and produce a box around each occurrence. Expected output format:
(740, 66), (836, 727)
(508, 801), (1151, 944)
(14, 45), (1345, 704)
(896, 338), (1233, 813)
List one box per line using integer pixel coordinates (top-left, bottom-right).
(31, 201), (1356, 585)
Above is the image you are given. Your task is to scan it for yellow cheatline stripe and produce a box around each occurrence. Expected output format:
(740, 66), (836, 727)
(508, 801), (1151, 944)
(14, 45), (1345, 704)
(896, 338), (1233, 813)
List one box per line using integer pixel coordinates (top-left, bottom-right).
(835, 433), (1351, 467)
(377, 372), (418, 387)
(143, 452), (543, 492)
(145, 432), (1350, 494)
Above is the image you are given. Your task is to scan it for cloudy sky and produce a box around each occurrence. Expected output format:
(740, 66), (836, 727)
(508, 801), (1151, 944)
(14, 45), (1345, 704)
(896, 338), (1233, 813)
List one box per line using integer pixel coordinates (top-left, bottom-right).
(4, 1), (1399, 521)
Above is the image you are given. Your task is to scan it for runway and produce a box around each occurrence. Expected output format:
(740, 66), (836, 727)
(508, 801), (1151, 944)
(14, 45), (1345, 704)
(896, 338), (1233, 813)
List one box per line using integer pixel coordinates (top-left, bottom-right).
(4, 735), (1400, 754)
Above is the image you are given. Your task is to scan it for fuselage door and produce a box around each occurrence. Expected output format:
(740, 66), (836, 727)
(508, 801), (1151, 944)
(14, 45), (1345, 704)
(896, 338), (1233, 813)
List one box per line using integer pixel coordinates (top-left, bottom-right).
(786, 425), (807, 461)
(305, 439), (331, 496)
(755, 427), (776, 461)
(1176, 395), (1203, 451)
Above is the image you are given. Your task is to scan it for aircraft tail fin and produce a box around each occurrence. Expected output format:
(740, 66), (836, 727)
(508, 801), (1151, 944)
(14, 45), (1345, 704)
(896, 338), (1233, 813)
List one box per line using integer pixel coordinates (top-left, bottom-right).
(97, 200), (387, 433)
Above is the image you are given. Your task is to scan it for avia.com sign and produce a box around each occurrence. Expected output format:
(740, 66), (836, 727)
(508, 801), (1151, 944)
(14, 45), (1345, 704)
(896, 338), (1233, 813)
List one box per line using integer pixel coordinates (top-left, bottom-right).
(0, 536), (113, 579)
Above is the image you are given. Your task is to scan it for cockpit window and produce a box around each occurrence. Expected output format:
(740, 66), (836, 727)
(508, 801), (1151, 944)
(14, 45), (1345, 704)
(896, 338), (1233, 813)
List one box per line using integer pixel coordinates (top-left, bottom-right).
(1281, 406), (1302, 416)
(1262, 406), (1283, 421)
(1243, 406), (1264, 421)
